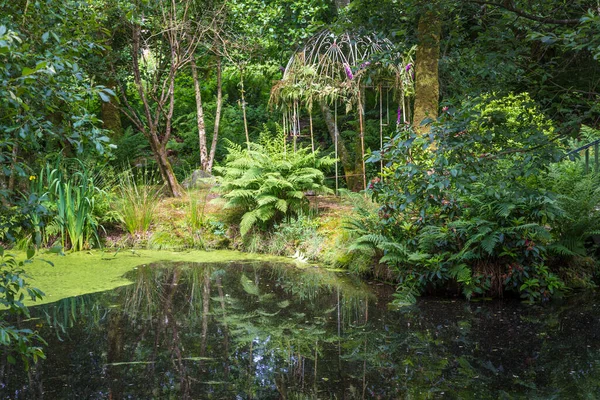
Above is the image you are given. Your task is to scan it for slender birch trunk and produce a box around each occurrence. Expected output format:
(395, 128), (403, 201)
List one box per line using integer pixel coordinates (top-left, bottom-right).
(191, 54), (209, 171)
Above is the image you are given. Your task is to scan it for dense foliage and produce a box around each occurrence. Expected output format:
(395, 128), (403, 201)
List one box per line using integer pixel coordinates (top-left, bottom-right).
(0, 248), (46, 369)
(1, 0), (600, 373)
(217, 128), (335, 236)
(360, 93), (598, 303)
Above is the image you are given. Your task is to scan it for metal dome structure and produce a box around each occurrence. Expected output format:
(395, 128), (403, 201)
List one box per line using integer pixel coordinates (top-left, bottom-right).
(283, 30), (395, 82)
(271, 29), (414, 192)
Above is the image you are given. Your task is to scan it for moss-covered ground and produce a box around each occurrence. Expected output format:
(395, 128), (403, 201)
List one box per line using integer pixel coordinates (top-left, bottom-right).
(21, 249), (289, 306)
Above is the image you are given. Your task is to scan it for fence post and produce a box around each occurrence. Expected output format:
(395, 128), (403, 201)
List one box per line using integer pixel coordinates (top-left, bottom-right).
(595, 142), (599, 173)
(585, 148), (590, 174)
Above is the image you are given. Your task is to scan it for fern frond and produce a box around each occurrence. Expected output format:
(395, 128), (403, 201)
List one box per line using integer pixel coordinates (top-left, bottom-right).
(240, 211), (258, 236)
(256, 206), (276, 222)
(275, 199), (288, 213)
(481, 232), (501, 255)
(256, 195), (278, 206)
(547, 243), (581, 257)
(240, 274), (260, 296)
(224, 189), (256, 200)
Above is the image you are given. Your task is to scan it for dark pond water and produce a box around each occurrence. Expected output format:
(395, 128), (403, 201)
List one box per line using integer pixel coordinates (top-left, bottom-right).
(1, 261), (600, 399)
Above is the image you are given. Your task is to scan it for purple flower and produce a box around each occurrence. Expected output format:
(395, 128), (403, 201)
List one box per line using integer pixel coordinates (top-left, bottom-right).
(344, 63), (354, 80)
(405, 63), (412, 72)
(397, 106), (403, 124)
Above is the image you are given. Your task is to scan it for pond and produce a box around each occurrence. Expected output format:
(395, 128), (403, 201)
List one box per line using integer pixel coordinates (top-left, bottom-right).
(1, 261), (600, 399)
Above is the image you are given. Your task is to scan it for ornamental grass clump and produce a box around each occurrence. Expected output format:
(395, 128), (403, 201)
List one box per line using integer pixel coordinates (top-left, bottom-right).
(116, 168), (162, 238)
(215, 127), (335, 236)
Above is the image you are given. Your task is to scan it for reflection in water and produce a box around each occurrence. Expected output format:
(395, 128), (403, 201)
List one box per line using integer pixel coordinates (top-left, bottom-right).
(1, 261), (600, 399)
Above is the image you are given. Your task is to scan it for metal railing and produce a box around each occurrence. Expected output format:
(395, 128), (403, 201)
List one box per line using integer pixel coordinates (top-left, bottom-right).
(566, 139), (600, 174)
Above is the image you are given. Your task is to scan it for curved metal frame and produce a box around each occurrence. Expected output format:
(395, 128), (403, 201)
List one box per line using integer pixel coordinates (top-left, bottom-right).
(276, 29), (409, 193)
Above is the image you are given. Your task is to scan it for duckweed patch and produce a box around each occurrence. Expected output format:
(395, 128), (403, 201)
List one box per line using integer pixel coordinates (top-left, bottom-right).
(22, 250), (289, 306)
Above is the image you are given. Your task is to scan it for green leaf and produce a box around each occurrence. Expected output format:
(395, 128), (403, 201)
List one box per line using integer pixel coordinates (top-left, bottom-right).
(98, 91), (110, 102)
(21, 67), (36, 77)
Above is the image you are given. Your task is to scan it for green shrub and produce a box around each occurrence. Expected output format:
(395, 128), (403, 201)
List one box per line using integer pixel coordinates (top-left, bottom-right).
(335, 191), (385, 275)
(0, 247), (46, 370)
(546, 161), (600, 257)
(215, 126), (335, 236)
(363, 93), (567, 303)
(268, 213), (322, 259)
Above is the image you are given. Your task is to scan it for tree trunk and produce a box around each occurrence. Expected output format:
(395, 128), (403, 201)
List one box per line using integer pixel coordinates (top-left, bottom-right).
(122, 19), (187, 198)
(156, 147), (182, 198)
(207, 56), (222, 174)
(200, 267), (210, 360)
(147, 130), (182, 197)
(101, 79), (123, 138)
(413, 11), (441, 133)
(240, 67), (250, 149)
(319, 101), (362, 191)
(191, 55), (209, 171)
(8, 144), (17, 192)
(215, 275), (230, 378)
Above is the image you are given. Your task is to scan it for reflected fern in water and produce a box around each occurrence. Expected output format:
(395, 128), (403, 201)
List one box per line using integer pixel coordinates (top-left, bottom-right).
(2, 261), (600, 398)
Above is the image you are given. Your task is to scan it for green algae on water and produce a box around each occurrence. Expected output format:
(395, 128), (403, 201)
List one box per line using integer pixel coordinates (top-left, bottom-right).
(21, 249), (289, 306)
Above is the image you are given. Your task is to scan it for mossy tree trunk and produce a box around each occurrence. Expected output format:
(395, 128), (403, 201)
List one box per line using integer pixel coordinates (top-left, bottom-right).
(100, 79), (123, 139)
(413, 11), (442, 133)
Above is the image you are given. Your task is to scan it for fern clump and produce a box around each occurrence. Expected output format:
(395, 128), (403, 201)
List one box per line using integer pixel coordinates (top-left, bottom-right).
(215, 127), (335, 236)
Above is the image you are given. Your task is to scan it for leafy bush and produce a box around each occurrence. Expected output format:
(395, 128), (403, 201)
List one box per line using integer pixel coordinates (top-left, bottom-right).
(546, 161), (600, 257)
(0, 248), (46, 370)
(363, 93), (568, 303)
(334, 191), (390, 275)
(215, 127), (335, 236)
